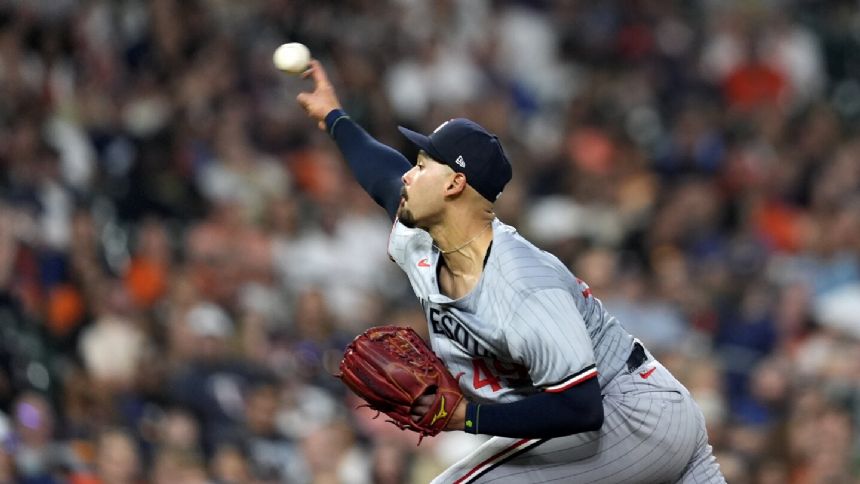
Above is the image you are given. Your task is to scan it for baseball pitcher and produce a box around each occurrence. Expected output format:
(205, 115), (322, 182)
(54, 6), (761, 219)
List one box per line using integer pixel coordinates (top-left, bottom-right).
(296, 60), (725, 483)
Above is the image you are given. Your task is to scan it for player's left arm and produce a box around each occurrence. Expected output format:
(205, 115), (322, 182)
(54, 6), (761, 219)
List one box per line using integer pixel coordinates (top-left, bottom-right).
(412, 288), (604, 438)
(412, 378), (603, 438)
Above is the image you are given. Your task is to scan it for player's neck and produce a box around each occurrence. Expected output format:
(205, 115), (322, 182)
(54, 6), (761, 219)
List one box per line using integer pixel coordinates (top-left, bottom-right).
(430, 217), (494, 276)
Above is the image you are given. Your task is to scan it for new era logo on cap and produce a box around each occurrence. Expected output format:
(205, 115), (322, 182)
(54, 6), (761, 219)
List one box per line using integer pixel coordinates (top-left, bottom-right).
(398, 119), (512, 202)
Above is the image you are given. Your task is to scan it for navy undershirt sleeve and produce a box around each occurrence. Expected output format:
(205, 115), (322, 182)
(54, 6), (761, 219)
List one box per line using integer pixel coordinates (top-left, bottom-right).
(325, 109), (410, 220)
(463, 377), (604, 438)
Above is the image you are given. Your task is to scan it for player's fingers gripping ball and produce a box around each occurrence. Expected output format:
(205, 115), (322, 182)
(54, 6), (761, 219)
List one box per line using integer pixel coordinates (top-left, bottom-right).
(338, 325), (464, 442)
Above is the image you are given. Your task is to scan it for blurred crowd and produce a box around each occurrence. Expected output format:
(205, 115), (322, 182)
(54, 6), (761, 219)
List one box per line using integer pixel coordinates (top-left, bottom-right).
(0, 0), (859, 482)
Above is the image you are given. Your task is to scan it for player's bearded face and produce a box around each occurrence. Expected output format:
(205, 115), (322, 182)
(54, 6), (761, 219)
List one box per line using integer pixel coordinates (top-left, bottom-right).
(398, 185), (433, 229)
(398, 157), (446, 229)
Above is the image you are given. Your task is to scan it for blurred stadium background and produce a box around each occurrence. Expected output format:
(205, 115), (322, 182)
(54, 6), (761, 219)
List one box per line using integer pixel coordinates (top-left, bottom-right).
(1, 0), (859, 483)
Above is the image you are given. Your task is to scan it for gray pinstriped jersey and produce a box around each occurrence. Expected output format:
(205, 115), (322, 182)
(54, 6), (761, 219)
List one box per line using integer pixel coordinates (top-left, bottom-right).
(388, 218), (634, 404)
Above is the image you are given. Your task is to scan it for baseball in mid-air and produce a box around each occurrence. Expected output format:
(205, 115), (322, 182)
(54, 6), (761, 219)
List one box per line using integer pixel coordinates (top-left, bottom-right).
(273, 42), (311, 74)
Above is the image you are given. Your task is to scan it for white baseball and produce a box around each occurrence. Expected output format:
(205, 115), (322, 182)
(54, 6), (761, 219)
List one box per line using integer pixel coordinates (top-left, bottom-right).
(273, 42), (311, 74)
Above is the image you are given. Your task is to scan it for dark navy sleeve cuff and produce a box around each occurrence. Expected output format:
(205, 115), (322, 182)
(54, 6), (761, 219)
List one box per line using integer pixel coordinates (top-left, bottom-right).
(465, 402), (480, 434)
(325, 109), (350, 136)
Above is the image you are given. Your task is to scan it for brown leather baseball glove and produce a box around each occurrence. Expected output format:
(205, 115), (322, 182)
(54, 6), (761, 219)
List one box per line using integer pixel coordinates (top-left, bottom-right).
(338, 325), (464, 442)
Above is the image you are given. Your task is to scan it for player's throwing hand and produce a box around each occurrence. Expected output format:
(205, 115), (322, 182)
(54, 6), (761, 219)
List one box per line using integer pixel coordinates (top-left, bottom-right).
(296, 60), (342, 131)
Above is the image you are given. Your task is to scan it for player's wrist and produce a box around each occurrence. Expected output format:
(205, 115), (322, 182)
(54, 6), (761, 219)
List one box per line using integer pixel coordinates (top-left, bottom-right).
(445, 398), (469, 431)
(324, 108), (348, 135)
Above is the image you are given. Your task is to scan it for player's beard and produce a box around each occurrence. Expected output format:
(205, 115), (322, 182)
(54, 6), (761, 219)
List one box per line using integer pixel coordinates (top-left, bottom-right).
(398, 208), (417, 228)
(397, 186), (418, 228)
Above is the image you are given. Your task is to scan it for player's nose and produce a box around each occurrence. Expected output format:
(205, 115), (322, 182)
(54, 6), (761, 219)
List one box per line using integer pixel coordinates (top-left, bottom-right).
(401, 166), (416, 185)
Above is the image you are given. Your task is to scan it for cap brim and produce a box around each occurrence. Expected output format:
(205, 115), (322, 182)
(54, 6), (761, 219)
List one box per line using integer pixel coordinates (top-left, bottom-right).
(398, 126), (445, 164)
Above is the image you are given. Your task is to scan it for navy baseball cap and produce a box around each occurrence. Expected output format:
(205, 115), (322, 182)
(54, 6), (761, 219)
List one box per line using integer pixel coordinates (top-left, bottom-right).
(398, 119), (513, 202)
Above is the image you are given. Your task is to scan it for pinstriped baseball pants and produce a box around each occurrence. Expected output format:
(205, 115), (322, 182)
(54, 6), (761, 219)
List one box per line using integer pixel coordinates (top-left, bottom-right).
(432, 362), (725, 484)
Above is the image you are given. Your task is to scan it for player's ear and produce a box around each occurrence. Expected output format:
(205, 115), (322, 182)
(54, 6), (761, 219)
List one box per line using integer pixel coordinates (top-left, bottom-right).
(445, 172), (468, 197)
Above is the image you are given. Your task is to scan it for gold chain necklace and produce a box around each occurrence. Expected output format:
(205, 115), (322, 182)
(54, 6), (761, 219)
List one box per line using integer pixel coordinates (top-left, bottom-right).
(433, 221), (493, 255)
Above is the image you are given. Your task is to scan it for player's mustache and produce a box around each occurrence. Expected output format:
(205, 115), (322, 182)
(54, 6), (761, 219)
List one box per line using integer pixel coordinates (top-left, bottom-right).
(400, 186), (408, 201)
